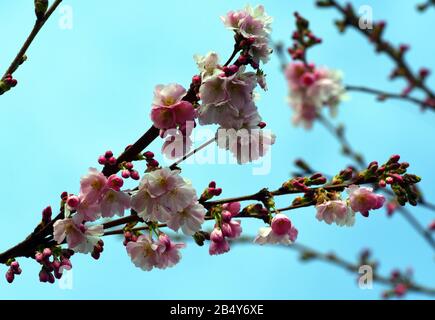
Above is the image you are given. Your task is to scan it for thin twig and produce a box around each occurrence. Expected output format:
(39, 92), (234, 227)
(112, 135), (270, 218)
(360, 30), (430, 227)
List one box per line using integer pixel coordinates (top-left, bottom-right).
(346, 85), (429, 109)
(2, 0), (63, 80)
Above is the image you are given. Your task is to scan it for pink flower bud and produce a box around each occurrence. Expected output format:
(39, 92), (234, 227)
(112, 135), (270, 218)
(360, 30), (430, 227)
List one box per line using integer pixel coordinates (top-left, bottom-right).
(91, 251), (100, 260)
(394, 283), (407, 297)
(228, 64), (239, 74)
(42, 248), (52, 258)
(52, 260), (61, 271)
(42, 206), (52, 222)
(130, 170), (140, 180)
(61, 257), (72, 270)
(35, 252), (44, 263)
(222, 202), (241, 216)
(107, 174), (124, 191)
(39, 269), (49, 283)
(192, 75), (201, 85)
(210, 228), (224, 243)
(148, 159), (159, 167)
(300, 72), (316, 87)
(48, 272), (55, 284)
(125, 162), (134, 170)
(108, 156), (117, 165)
(258, 121), (267, 129)
(66, 195), (80, 210)
(222, 210), (232, 223)
(208, 181), (216, 188)
(98, 155), (107, 165)
(121, 170), (130, 179)
(271, 214), (292, 236)
(10, 261), (19, 270)
(144, 151), (154, 159)
(389, 154), (400, 163)
(5, 270), (14, 283)
(428, 220), (435, 231)
(104, 150), (113, 158)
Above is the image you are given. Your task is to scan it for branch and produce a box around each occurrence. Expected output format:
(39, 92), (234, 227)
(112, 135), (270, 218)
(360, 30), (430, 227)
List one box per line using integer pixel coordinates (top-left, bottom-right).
(346, 85), (430, 109)
(0, 0), (63, 94)
(417, 0), (435, 12)
(282, 242), (435, 297)
(317, 0), (435, 111)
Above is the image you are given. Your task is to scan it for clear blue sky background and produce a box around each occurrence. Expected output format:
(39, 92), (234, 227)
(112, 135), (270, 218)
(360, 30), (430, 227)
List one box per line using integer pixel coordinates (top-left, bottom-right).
(1, 0), (434, 299)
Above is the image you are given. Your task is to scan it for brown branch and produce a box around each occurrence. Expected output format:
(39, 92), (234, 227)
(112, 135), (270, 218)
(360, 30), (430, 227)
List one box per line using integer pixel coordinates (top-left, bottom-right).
(318, 0), (435, 110)
(1, 0), (63, 84)
(417, 0), (435, 12)
(286, 242), (435, 296)
(346, 85), (430, 109)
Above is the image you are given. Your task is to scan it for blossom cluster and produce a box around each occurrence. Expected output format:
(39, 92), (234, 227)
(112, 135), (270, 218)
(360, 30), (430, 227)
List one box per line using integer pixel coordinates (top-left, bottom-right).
(150, 5), (276, 163)
(315, 185), (385, 226)
(209, 202), (243, 255)
(285, 62), (346, 129)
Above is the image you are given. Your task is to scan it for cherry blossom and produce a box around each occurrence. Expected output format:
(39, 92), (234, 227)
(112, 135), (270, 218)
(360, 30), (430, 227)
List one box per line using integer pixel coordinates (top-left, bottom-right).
(221, 5), (273, 64)
(285, 62), (346, 129)
(53, 218), (86, 249)
(79, 168), (107, 204)
(346, 185), (386, 217)
(209, 228), (230, 255)
(315, 200), (351, 225)
(126, 235), (160, 271)
(254, 214), (298, 245)
(150, 83), (195, 130)
(100, 189), (131, 218)
(130, 168), (198, 223)
(166, 202), (206, 235)
(155, 234), (186, 269)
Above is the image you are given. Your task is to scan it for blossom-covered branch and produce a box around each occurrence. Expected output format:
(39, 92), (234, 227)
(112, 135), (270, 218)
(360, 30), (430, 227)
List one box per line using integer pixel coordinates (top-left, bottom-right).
(0, 0), (63, 95)
(316, 0), (435, 111)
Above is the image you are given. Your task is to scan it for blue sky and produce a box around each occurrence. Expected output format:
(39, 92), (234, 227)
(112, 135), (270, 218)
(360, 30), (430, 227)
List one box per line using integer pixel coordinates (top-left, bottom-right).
(0, 0), (434, 299)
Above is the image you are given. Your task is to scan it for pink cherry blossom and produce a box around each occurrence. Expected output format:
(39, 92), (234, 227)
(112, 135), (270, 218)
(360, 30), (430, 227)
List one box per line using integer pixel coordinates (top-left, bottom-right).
(130, 168), (198, 223)
(150, 84), (195, 130)
(254, 214), (298, 245)
(271, 213), (292, 235)
(126, 235), (159, 271)
(107, 174), (124, 191)
(315, 200), (352, 225)
(194, 52), (220, 80)
(346, 185), (386, 217)
(155, 234), (186, 269)
(79, 168), (108, 204)
(209, 228), (230, 255)
(217, 127), (276, 164)
(285, 62), (346, 129)
(222, 202), (241, 216)
(72, 224), (104, 254)
(254, 226), (298, 245)
(221, 5), (273, 64)
(100, 189), (131, 218)
(198, 68), (259, 130)
(221, 219), (242, 239)
(76, 198), (101, 222)
(53, 218), (85, 249)
(144, 167), (185, 197)
(166, 202), (206, 235)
